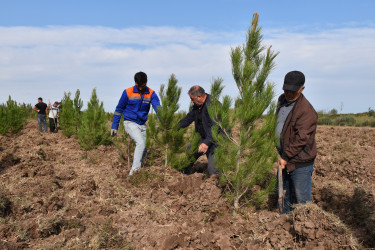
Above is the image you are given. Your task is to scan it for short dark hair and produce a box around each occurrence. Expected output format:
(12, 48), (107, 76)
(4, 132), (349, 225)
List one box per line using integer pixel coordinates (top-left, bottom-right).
(38, 97), (43, 101)
(134, 72), (147, 86)
(188, 85), (205, 97)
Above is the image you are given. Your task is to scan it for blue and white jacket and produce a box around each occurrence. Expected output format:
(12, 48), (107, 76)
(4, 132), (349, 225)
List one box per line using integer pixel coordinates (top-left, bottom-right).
(112, 86), (160, 129)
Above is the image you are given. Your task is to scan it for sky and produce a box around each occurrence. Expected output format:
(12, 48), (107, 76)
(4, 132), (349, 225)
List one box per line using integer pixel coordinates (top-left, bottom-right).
(1, 0), (375, 113)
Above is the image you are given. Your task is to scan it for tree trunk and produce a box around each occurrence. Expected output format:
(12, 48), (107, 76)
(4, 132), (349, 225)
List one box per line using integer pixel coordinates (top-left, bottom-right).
(233, 195), (240, 215)
(164, 144), (168, 167)
(236, 148), (241, 174)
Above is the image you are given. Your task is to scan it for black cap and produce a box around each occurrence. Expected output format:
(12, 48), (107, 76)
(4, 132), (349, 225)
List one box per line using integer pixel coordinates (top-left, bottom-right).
(283, 71), (305, 92)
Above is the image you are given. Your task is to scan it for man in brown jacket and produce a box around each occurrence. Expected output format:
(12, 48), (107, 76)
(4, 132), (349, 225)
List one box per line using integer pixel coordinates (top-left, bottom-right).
(276, 71), (317, 213)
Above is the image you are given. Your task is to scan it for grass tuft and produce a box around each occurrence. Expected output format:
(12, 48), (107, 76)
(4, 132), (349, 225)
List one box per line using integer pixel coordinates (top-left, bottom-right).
(90, 219), (133, 249)
(129, 168), (164, 187)
(0, 192), (12, 217)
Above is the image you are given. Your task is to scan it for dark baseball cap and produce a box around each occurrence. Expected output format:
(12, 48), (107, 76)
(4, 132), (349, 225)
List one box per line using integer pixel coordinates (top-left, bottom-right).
(283, 71), (305, 92)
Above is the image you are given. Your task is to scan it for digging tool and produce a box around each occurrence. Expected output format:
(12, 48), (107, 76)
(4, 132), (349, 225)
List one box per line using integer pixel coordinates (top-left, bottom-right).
(278, 164), (286, 214)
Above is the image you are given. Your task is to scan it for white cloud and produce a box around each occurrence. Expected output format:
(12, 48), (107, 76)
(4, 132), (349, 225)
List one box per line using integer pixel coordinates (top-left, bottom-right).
(0, 26), (238, 111)
(0, 26), (237, 47)
(1, 25), (375, 113)
(265, 27), (375, 113)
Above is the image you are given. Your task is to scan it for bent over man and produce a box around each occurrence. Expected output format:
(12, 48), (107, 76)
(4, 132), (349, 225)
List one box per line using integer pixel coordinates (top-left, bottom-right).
(111, 72), (160, 175)
(276, 71), (318, 214)
(178, 85), (221, 176)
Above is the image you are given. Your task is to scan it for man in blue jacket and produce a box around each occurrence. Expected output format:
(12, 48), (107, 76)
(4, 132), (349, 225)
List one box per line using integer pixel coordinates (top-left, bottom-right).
(111, 72), (160, 175)
(178, 85), (220, 176)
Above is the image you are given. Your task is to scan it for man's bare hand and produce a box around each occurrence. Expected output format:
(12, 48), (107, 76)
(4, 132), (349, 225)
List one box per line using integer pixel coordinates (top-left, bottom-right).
(278, 157), (287, 170)
(198, 143), (208, 154)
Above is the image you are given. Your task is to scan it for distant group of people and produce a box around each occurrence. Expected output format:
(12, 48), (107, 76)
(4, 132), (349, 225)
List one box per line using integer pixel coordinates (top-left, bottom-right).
(110, 71), (317, 213)
(33, 97), (61, 133)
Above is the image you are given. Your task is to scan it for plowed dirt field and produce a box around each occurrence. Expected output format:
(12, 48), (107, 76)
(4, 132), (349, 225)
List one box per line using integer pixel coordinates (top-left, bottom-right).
(1, 120), (374, 249)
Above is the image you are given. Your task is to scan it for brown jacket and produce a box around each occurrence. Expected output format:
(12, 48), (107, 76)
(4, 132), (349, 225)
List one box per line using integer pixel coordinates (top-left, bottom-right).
(277, 93), (318, 172)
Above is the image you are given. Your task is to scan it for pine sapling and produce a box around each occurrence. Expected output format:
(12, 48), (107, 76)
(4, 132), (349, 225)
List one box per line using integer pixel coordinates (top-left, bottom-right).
(147, 74), (198, 169)
(209, 13), (279, 213)
(78, 88), (110, 150)
(0, 96), (27, 135)
(112, 117), (135, 167)
(60, 92), (76, 138)
(73, 89), (83, 132)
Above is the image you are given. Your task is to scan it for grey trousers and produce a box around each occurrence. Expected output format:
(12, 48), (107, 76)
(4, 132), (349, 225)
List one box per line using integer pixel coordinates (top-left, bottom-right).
(123, 120), (147, 175)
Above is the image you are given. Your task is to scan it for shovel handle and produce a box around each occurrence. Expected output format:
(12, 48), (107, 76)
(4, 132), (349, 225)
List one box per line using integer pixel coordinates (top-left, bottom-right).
(278, 164), (284, 214)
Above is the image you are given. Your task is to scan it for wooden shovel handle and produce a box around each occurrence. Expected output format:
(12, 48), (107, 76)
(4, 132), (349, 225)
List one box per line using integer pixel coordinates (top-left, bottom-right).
(278, 164), (284, 214)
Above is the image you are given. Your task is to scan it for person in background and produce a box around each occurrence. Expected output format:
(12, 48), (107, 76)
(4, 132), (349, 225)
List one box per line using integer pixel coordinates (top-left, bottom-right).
(47, 101), (59, 133)
(57, 102), (62, 126)
(111, 72), (161, 176)
(33, 97), (48, 133)
(276, 71), (318, 213)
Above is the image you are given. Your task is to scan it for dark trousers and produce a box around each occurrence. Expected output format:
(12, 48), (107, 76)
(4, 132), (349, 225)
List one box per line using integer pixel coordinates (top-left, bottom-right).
(49, 118), (57, 133)
(277, 165), (314, 214)
(183, 143), (219, 176)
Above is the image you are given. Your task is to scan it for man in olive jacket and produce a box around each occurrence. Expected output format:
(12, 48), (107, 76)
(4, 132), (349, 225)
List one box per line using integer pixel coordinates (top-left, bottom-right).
(276, 71), (318, 214)
(178, 85), (220, 176)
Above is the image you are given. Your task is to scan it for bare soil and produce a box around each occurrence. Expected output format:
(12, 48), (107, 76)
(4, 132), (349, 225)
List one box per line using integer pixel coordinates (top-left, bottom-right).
(0, 121), (374, 249)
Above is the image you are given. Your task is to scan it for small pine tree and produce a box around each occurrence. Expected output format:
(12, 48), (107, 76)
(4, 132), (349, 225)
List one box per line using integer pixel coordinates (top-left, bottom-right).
(0, 96), (27, 135)
(60, 92), (76, 137)
(147, 74), (199, 169)
(20, 103), (36, 119)
(0, 104), (6, 135)
(78, 88), (110, 150)
(73, 89), (83, 131)
(113, 116), (135, 167)
(209, 13), (279, 213)
(145, 111), (159, 165)
(60, 89), (83, 138)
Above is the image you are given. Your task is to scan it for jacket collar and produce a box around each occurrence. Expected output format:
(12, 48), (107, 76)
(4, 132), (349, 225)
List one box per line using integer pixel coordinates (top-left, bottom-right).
(132, 85), (150, 94)
(277, 93), (305, 112)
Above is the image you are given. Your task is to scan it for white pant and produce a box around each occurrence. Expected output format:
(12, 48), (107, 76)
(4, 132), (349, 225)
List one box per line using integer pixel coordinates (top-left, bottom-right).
(124, 120), (147, 175)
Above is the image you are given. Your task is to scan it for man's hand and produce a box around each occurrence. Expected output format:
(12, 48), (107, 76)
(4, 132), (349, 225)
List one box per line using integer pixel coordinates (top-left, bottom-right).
(278, 157), (287, 170)
(111, 129), (117, 137)
(198, 143), (208, 154)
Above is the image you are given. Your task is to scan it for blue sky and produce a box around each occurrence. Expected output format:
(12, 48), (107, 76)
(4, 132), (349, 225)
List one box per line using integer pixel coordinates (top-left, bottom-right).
(1, 0), (375, 113)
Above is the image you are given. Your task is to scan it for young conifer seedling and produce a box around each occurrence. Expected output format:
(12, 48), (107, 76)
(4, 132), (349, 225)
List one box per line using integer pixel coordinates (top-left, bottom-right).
(209, 13), (279, 214)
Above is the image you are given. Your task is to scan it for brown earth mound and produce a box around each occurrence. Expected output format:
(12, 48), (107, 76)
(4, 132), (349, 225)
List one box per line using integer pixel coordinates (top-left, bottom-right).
(0, 121), (374, 249)
(313, 126), (375, 247)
